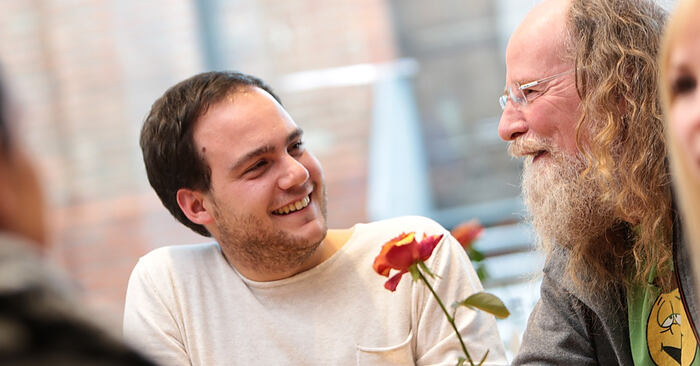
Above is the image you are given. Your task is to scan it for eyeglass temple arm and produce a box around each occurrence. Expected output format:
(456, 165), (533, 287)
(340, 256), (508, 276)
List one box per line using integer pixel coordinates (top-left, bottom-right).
(520, 69), (575, 89)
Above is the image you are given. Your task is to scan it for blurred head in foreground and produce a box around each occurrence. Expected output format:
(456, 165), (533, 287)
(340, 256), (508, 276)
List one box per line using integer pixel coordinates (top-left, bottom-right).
(660, 0), (700, 293)
(0, 68), (156, 365)
(0, 72), (46, 248)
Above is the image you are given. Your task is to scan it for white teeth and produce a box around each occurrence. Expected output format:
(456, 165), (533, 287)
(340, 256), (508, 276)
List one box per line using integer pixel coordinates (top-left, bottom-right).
(274, 196), (310, 215)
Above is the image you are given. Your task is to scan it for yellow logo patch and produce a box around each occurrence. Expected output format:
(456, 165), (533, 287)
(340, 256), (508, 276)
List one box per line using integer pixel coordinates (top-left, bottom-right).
(647, 289), (697, 365)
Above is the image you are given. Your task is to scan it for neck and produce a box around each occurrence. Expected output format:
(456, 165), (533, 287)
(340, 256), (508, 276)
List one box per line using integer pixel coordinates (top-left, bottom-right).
(224, 228), (353, 282)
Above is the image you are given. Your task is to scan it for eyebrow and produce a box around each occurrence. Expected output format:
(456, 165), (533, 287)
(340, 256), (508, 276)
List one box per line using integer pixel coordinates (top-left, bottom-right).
(229, 128), (304, 174)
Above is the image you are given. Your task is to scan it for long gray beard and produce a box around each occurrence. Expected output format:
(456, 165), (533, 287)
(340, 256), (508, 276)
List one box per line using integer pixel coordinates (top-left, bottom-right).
(521, 151), (616, 258)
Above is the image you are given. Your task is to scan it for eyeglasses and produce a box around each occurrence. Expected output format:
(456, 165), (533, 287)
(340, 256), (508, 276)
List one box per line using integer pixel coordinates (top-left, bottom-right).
(498, 69), (575, 110)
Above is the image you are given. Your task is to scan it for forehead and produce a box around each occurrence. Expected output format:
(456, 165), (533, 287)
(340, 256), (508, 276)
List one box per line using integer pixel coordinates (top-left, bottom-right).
(193, 88), (297, 157)
(505, 0), (570, 81)
(669, 19), (700, 67)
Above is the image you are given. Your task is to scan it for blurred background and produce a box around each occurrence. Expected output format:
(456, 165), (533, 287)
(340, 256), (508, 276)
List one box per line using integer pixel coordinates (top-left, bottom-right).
(0, 0), (676, 360)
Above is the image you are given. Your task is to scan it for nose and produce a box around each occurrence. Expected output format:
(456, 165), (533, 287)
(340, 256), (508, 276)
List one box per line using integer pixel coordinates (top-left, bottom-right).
(498, 104), (528, 141)
(278, 155), (310, 190)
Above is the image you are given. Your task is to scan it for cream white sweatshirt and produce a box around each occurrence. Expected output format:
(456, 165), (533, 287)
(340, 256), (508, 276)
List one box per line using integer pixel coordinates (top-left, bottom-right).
(123, 216), (506, 365)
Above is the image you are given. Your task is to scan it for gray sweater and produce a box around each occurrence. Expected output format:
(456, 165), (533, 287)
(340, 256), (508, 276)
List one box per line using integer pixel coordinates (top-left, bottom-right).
(0, 233), (156, 365)
(513, 222), (698, 365)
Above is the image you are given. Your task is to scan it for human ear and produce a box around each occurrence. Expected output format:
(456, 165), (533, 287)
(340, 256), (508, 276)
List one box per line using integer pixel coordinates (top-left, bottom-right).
(176, 188), (214, 226)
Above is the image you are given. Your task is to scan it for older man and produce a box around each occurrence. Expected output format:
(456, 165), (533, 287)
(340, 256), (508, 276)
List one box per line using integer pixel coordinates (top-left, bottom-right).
(499, 0), (699, 364)
(124, 71), (506, 365)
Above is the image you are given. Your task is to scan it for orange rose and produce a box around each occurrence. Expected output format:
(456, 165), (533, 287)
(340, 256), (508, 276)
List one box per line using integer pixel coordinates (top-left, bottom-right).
(372, 225), (508, 365)
(372, 232), (443, 291)
(450, 220), (483, 250)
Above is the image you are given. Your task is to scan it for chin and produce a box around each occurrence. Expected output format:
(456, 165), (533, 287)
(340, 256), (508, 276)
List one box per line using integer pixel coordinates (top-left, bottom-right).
(305, 217), (328, 243)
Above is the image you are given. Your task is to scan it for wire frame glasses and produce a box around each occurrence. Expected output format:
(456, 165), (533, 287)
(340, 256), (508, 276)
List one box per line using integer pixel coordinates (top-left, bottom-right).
(498, 69), (574, 110)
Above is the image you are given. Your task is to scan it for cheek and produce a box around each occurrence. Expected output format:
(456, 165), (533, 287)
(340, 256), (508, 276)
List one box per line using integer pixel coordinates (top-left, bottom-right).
(211, 179), (273, 215)
(557, 120), (580, 154)
(523, 108), (557, 141)
(527, 105), (580, 154)
(670, 100), (699, 154)
(557, 98), (583, 153)
(240, 180), (275, 205)
(302, 153), (324, 183)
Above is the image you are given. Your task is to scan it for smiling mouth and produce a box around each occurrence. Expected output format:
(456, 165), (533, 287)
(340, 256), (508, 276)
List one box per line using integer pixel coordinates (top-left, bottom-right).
(532, 150), (548, 162)
(272, 195), (311, 215)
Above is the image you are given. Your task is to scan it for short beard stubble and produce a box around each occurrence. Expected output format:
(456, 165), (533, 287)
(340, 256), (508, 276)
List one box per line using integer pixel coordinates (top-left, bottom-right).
(212, 186), (329, 276)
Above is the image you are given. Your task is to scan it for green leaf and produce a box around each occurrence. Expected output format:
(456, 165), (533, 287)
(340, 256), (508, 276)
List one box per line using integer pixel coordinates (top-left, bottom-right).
(456, 357), (466, 366)
(475, 265), (488, 282)
(467, 248), (485, 262)
(454, 292), (510, 319)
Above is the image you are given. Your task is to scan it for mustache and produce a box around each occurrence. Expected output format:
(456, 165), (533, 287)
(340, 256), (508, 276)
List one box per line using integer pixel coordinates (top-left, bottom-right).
(507, 136), (555, 158)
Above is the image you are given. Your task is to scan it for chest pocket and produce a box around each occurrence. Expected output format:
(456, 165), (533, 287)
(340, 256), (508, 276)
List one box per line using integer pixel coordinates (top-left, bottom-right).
(356, 330), (414, 365)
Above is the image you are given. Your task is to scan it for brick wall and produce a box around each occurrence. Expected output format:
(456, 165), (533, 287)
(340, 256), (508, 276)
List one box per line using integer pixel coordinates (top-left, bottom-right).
(0, 0), (397, 329)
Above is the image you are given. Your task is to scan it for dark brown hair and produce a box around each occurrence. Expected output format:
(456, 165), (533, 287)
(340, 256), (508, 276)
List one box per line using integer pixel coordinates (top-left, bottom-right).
(140, 71), (280, 236)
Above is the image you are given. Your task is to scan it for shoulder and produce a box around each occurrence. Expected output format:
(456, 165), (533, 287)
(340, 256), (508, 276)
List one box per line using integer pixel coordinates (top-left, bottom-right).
(358, 216), (467, 269)
(540, 247), (590, 303)
(542, 246), (568, 282)
(541, 246), (625, 318)
(133, 242), (223, 276)
(354, 216), (450, 252)
(363, 216), (448, 236)
(140, 242), (220, 261)
(347, 216), (453, 258)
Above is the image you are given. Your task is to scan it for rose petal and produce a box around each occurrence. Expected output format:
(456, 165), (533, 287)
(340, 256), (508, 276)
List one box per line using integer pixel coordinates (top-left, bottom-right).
(373, 232), (414, 276)
(393, 232), (415, 246)
(385, 236), (419, 271)
(372, 248), (392, 276)
(373, 258), (391, 277)
(417, 234), (443, 261)
(384, 270), (406, 291)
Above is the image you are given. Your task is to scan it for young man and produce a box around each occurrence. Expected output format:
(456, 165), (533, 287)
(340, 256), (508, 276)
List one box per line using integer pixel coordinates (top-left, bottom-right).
(499, 0), (699, 364)
(124, 71), (506, 365)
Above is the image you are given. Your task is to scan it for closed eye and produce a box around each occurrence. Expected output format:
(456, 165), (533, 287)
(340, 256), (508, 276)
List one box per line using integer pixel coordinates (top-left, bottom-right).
(289, 139), (305, 156)
(522, 88), (537, 96)
(245, 159), (269, 175)
(521, 87), (543, 101)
